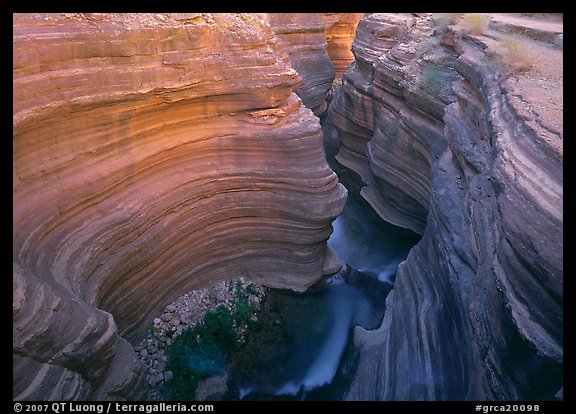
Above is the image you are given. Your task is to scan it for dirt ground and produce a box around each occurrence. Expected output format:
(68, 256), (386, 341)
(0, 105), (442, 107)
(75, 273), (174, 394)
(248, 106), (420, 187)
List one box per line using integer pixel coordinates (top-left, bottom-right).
(461, 13), (563, 148)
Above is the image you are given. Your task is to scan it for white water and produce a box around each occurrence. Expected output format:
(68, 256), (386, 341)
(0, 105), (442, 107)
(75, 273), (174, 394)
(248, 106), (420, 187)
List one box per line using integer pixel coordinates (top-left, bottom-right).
(328, 198), (417, 284)
(298, 291), (354, 389)
(272, 289), (355, 396)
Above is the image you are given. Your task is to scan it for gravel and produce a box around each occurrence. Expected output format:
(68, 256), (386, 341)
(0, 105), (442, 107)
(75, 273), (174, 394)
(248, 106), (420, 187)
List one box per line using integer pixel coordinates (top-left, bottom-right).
(134, 279), (266, 400)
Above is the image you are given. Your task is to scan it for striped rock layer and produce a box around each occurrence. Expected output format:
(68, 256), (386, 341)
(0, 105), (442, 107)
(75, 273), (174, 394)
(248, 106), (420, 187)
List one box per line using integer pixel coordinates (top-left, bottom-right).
(263, 13), (336, 115)
(330, 13), (562, 400)
(13, 13), (346, 400)
(320, 13), (364, 80)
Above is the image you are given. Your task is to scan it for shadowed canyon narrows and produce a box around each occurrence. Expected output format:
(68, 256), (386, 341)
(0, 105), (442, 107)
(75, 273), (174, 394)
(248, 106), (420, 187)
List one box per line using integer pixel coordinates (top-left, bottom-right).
(13, 12), (562, 402)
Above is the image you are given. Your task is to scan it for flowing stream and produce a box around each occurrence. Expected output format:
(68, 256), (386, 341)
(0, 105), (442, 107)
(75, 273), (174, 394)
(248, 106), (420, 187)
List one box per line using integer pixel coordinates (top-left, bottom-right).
(230, 194), (420, 400)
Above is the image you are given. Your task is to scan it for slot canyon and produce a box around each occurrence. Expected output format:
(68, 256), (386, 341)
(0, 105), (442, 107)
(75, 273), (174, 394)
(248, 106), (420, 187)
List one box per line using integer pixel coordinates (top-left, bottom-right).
(13, 13), (562, 401)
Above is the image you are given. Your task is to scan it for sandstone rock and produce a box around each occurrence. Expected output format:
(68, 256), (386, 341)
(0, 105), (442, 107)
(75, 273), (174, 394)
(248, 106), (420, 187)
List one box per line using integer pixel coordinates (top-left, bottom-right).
(146, 345), (157, 354)
(263, 13), (336, 115)
(13, 12), (346, 401)
(320, 13), (364, 80)
(165, 304), (176, 313)
(322, 245), (344, 275)
(329, 13), (448, 235)
(334, 13), (563, 401)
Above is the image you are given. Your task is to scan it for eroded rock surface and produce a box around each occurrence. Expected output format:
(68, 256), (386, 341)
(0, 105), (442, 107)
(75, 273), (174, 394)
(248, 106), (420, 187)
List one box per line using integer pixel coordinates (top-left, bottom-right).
(321, 13), (364, 80)
(263, 13), (336, 115)
(329, 13), (454, 234)
(331, 13), (563, 400)
(13, 13), (346, 400)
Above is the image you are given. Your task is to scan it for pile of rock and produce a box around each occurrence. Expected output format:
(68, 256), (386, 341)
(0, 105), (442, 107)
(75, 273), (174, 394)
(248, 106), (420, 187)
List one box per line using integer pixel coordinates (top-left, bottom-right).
(134, 278), (266, 400)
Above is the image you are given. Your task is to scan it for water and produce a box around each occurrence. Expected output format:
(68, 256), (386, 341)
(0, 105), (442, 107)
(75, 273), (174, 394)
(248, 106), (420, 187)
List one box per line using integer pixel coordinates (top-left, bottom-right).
(230, 195), (420, 400)
(329, 196), (421, 284)
(241, 287), (356, 398)
(221, 114), (421, 400)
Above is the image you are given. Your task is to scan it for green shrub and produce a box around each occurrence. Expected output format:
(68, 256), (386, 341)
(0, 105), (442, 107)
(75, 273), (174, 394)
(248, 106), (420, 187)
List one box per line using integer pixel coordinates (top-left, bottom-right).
(234, 297), (253, 324)
(162, 283), (260, 400)
(163, 305), (237, 400)
(415, 37), (440, 58)
(434, 13), (461, 34)
(199, 305), (239, 355)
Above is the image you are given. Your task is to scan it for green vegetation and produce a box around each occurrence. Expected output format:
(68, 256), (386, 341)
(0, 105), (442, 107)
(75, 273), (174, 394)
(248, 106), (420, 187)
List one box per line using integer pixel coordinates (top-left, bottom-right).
(415, 37), (440, 58)
(460, 14), (490, 36)
(162, 282), (259, 401)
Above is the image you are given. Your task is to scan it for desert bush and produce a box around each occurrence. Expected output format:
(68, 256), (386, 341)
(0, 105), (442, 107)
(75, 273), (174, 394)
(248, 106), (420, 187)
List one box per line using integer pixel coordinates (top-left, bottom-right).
(500, 34), (534, 71)
(421, 66), (447, 94)
(460, 14), (490, 35)
(434, 13), (461, 34)
(415, 37), (440, 58)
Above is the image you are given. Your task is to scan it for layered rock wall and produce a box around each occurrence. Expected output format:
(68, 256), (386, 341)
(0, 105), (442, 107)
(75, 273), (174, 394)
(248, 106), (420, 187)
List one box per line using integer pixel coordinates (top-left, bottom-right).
(13, 13), (346, 400)
(263, 13), (336, 115)
(331, 13), (562, 400)
(329, 13), (455, 234)
(320, 13), (364, 80)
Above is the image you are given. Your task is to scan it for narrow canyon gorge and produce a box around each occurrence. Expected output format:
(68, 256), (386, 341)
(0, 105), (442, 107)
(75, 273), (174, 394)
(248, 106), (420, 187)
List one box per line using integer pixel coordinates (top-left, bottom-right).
(13, 13), (562, 402)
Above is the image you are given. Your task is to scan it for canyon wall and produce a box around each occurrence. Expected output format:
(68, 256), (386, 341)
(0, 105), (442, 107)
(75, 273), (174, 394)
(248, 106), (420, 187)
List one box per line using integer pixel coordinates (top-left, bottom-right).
(263, 13), (336, 115)
(331, 13), (563, 400)
(261, 13), (363, 114)
(320, 13), (364, 80)
(13, 13), (346, 400)
(328, 13), (453, 234)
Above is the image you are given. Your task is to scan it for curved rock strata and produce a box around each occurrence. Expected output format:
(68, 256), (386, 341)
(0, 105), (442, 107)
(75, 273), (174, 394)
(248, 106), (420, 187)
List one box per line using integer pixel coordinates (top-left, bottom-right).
(263, 13), (336, 115)
(320, 13), (364, 80)
(13, 12), (346, 400)
(332, 13), (563, 400)
(329, 13), (459, 234)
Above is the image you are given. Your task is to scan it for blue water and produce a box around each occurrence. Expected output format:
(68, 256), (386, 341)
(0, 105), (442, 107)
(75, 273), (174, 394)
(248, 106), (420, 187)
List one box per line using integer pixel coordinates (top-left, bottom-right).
(329, 196), (420, 284)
